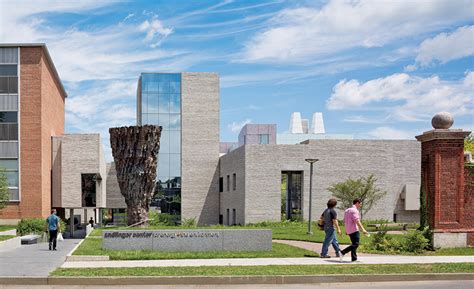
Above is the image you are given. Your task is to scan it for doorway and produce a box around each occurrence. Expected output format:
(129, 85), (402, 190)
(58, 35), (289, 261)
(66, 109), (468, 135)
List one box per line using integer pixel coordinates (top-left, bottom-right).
(281, 171), (303, 221)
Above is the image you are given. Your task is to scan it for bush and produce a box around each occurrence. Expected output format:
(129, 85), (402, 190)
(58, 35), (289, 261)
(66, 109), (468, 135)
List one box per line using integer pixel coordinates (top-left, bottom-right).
(149, 212), (180, 226)
(17, 218), (46, 236)
(181, 217), (197, 228)
(402, 230), (429, 253)
(369, 230), (401, 253)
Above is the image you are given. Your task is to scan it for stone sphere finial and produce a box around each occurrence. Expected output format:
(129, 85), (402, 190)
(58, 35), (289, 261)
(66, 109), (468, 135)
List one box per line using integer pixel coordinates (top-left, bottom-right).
(431, 112), (454, 129)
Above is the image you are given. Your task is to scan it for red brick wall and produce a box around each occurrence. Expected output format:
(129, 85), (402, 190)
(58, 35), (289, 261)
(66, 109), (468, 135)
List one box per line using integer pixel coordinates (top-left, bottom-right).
(40, 49), (65, 218)
(465, 166), (474, 228)
(421, 139), (466, 231)
(0, 46), (65, 220)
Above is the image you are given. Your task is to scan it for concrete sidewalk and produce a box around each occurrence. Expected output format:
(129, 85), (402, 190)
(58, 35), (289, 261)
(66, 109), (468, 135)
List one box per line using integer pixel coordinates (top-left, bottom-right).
(0, 239), (81, 276)
(61, 255), (474, 268)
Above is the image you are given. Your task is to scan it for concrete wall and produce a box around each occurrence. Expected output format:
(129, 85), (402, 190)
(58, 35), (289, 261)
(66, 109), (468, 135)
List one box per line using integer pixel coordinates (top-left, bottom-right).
(105, 162), (126, 208)
(220, 140), (421, 224)
(181, 72), (220, 225)
(54, 134), (106, 208)
(238, 124), (276, 146)
(219, 146), (246, 225)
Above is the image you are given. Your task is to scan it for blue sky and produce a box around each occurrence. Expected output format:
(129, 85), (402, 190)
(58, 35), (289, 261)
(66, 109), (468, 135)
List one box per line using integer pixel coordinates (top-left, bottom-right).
(1, 0), (473, 160)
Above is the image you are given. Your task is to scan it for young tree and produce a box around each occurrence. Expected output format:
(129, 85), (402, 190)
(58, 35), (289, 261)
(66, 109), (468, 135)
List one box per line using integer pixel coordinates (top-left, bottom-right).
(327, 174), (387, 219)
(0, 168), (9, 209)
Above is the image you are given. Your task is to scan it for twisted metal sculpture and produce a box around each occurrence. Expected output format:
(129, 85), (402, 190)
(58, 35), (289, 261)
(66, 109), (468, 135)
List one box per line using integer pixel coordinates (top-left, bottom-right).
(109, 125), (161, 226)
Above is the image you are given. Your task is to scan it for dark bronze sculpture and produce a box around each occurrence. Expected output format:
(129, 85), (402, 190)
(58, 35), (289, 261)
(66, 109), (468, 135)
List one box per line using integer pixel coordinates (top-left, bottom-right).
(109, 125), (161, 226)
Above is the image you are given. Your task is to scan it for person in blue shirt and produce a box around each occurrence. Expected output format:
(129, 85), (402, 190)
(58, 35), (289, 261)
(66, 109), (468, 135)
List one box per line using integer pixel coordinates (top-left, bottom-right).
(46, 209), (61, 251)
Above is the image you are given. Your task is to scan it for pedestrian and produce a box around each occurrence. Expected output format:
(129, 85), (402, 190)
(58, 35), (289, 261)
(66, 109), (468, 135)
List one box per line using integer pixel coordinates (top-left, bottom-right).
(340, 198), (369, 262)
(89, 217), (94, 227)
(320, 198), (342, 258)
(45, 209), (61, 251)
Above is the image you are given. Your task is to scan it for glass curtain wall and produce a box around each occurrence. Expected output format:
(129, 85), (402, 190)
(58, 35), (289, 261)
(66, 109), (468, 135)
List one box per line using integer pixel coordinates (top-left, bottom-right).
(0, 47), (19, 201)
(139, 73), (181, 215)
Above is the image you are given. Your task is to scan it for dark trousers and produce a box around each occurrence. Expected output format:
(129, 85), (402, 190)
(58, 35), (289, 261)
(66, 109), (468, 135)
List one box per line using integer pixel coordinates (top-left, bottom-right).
(49, 230), (57, 250)
(341, 231), (360, 261)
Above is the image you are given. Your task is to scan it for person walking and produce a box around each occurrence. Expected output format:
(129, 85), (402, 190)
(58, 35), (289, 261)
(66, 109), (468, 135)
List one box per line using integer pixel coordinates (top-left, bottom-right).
(46, 209), (61, 251)
(320, 198), (342, 258)
(340, 198), (369, 262)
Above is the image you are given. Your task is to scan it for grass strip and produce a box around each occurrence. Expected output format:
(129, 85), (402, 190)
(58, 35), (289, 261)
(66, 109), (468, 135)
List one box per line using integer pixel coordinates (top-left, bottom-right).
(0, 225), (16, 232)
(73, 238), (318, 260)
(51, 263), (474, 277)
(0, 235), (16, 241)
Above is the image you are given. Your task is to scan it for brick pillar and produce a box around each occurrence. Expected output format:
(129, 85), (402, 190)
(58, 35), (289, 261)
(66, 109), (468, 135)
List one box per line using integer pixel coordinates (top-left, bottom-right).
(416, 127), (472, 247)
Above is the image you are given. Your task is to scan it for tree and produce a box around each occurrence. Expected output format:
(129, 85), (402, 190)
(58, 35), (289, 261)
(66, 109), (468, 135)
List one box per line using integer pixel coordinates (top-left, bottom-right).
(0, 168), (9, 209)
(109, 125), (161, 226)
(327, 174), (387, 220)
(465, 133), (474, 156)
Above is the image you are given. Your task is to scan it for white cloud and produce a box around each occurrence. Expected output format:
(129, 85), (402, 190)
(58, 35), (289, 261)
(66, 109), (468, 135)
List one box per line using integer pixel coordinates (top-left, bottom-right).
(367, 127), (415, 140)
(343, 115), (389, 124)
(242, 0), (472, 63)
(139, 15), (173, 48)
(416, 25), (474, 67)
(228, 119), (252, 133)
(327, 72), (474, 121)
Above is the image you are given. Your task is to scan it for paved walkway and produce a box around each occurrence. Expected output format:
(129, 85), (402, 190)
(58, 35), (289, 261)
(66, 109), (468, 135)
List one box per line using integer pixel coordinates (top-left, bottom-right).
(0, 239), (81, 276)
(273, 240), (377, 256)
(61, 255), (474, 268)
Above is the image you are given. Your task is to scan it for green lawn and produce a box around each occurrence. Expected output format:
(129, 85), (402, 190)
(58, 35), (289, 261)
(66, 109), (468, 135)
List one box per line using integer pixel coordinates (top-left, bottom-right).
(0, 225), (16, 232)
(73, 237), (318, 260)
(0, 235), (16, 241)
(51, 263), (474, 277)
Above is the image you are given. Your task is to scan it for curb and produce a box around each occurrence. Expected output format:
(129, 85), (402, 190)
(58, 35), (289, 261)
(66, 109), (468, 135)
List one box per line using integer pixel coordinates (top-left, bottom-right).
(0, 273), (472, 285)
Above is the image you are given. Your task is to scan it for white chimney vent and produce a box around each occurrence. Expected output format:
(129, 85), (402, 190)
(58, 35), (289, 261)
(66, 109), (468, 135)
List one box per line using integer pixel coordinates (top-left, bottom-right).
(290, 112), (303, 133)
(311, 112), (325, 134)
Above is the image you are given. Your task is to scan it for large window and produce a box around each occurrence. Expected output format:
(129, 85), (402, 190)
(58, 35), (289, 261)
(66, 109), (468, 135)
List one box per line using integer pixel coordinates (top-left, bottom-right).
(232, 173), (236, 191)
(81, 174), (97, 207)
(140, 73), (181, 215)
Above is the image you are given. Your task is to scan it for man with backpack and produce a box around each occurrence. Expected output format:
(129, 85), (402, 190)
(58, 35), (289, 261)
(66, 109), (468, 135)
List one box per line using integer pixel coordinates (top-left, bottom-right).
(45, 209), (61, 251)
(320, 198), (342, 258)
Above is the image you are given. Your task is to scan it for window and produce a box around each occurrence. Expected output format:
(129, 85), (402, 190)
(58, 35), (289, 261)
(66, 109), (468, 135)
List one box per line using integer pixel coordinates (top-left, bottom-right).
(232, 209), (236, 225)
(0, 65), (17, 76)
(0, 123), (18, 140)
(232, 173), (236, 191)
(81, 174), (97, 207)
(226, 209), (230, 226)
(0, 159), (19, 201)
(219, 177), (223, 192)
(0, 77), (18, 94)
(226, 175), (230, 191)
(0, 112), (17, 122)
(259, 134), (269, 144)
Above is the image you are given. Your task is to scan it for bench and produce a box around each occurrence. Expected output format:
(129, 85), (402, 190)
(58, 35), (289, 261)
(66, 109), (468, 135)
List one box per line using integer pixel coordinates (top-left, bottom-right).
(367, 223), (410, 231)
(20, 235), (40, 245)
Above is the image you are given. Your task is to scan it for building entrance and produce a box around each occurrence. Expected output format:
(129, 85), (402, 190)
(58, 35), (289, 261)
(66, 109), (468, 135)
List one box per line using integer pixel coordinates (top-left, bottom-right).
(281, 171), (302, 220)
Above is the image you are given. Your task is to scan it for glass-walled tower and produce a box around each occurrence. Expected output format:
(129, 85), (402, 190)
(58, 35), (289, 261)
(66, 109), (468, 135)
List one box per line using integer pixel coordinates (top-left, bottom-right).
(137, 73), (181, 215)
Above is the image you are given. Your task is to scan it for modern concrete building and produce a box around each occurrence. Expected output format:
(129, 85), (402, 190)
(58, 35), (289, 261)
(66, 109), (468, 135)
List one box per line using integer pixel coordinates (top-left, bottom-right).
(238, 124), (276, 146)
(137, 72), (220, 225)
(219, 140), (421, 225)
(51, 134), (106, 224)
(0, 44), (66, 223)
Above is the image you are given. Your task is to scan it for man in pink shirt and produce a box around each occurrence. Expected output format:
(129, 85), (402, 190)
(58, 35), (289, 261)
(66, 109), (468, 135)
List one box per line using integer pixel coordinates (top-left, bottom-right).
(340, 198), (369, 262)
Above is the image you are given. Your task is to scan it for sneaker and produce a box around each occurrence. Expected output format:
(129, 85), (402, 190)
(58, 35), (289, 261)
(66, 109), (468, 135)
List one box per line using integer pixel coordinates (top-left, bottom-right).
(320, 255), (331, 258)
(339, 253), (344, 262)
(49, 245), (51, 251)
(53, 248), (57, 251)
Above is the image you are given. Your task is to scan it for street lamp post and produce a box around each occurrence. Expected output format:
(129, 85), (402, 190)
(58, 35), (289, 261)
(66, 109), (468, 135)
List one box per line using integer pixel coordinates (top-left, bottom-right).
(305, 158), (319, 235)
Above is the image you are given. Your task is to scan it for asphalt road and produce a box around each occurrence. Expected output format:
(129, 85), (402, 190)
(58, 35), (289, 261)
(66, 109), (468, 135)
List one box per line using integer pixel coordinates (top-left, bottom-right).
(1, 280), (473, 289)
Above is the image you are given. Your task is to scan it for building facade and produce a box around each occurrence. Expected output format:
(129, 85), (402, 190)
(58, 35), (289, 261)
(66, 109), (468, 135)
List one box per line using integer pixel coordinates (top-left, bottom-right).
(0, 44), (66, 223)
(137, 72), (220, 224)
(219, 140), (421, 225)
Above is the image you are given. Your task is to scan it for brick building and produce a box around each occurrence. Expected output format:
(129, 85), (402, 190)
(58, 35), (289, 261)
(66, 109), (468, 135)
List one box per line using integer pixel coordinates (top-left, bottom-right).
(0, 44), (66, 223)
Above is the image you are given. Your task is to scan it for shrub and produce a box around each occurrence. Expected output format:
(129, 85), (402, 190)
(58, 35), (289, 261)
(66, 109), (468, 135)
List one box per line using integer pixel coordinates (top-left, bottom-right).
(148, 212), (180, 226)
(181, 217), (197, 228)
(17, 218), (46, 236)
(369, 230), (400, 253)
(419, 226), (434, 250)
(402, 229), (429, 253)
(0, 168), (8, 209)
